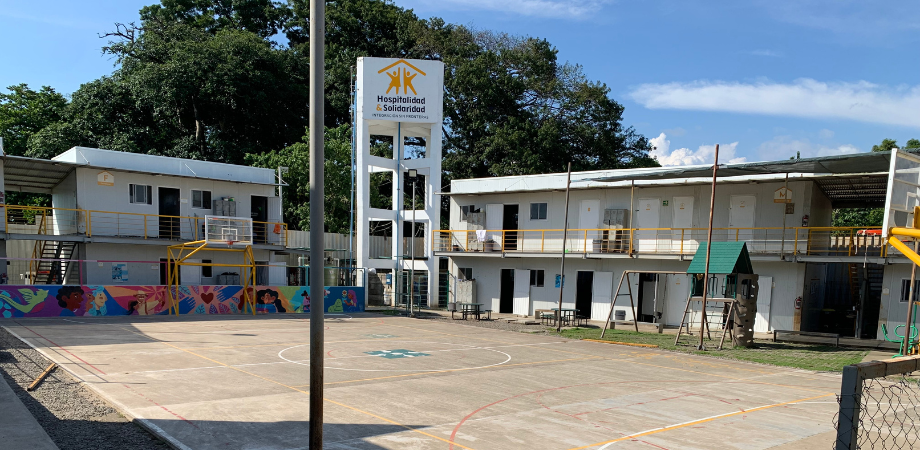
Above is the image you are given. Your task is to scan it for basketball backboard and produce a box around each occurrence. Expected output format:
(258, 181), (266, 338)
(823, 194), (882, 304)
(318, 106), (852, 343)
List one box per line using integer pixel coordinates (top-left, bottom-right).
(205, 216), (254, 246)
(883, 148), (920, 239)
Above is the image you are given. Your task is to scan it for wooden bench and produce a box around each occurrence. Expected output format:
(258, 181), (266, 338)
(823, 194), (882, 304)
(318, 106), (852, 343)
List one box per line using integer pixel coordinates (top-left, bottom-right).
(773, 329), (840, 347)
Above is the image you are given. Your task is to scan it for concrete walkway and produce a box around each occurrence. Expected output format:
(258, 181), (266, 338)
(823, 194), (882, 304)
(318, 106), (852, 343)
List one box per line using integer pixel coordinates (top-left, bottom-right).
(0, 369), (58, 449)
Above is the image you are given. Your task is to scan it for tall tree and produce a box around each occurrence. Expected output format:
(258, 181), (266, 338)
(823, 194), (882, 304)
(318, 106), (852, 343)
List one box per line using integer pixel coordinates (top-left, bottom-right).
(0, 84), (68, 156)
(872, 138), (899, 152)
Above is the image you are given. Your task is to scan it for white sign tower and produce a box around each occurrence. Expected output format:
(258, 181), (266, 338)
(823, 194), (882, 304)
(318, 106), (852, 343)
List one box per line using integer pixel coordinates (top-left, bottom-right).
(356, 57), (444, 307)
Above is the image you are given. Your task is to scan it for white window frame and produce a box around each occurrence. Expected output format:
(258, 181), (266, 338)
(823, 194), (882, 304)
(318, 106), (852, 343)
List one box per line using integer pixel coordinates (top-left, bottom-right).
(530, 202), (548, 220)
(191, 190), (212, 209)
(129, 184), (152, 205)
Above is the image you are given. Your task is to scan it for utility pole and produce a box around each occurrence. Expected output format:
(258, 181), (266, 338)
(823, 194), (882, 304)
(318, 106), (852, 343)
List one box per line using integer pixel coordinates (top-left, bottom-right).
(556, 163), (573, 332)
(698, 144), (719, 350)
(308, 0), (325, 447)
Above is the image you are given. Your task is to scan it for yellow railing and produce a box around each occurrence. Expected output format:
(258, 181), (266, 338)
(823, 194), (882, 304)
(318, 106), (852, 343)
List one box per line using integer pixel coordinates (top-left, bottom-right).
(0, 204), (287, 246)
(433, 226), (888, 257)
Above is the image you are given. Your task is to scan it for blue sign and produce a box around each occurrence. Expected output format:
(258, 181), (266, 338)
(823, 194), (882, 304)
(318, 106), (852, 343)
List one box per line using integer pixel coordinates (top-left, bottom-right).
(555, 274), (565, 288)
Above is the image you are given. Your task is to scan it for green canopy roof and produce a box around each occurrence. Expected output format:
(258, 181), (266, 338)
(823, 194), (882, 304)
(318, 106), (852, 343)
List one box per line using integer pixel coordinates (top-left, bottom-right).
(686, 242), (754, 275)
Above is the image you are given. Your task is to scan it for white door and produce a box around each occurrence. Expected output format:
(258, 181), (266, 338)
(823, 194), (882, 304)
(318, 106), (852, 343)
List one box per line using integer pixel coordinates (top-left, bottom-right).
(672, 196), (695, 254)
(579, 199), (601, 252)
(730, 195), (756, 249)
(636, 198), (660, 252)
(754, 276), (773, 332)
(486, 204), (503, 247)
(513, 269), (531, 316)
(665, 274), (690, 326)
(592, 272), (614, 321)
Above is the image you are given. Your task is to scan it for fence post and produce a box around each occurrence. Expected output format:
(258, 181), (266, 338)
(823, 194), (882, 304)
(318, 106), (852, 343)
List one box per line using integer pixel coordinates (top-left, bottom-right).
(835, 364), (861, 450)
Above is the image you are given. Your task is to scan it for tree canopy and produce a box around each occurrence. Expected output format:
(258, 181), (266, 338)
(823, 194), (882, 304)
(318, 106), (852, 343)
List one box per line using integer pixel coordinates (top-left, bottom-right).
(872, 138), (920, 152)
(2, 0), (659, 231)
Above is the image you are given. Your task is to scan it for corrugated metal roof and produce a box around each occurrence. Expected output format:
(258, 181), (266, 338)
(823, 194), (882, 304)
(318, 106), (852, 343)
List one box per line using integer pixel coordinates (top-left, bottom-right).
(686, 242), (753, 275)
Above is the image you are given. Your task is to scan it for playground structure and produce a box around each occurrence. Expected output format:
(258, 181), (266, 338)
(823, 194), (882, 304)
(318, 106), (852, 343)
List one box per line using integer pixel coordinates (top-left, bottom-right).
(166, 216), (258, 316)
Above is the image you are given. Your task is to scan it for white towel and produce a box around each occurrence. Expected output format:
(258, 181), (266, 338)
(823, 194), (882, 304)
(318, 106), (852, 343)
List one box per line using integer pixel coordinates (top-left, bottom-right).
(476, 229), (487, 242)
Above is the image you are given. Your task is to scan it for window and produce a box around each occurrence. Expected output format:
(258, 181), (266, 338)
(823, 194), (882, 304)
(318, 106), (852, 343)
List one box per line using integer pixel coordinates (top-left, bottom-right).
(530, 269), (545, 287)
(129, 184), (152, 205)
(530, 203), (547, 220)
(461, 205), (480, 221)
(459, 267), (473, 280)
(202, 260), (212, 278)
(901, 279), (920, 303)
(192, 190), (212, 209)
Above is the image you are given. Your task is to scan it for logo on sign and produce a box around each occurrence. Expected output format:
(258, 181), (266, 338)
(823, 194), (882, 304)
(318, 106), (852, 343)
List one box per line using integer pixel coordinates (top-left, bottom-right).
(375, 60), (428, 114)
(97, 171), (114, 186)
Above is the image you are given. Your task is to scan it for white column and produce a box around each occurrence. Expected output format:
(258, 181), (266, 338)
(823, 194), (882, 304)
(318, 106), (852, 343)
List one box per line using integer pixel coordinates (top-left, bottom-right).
(356, 120), (371, 306)
(426, 125), (442, 307)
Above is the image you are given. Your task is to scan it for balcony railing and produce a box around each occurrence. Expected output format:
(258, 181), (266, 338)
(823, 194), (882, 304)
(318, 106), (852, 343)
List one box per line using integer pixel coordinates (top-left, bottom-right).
(434, 227), (890, 257)
(1, 204), (287, 246)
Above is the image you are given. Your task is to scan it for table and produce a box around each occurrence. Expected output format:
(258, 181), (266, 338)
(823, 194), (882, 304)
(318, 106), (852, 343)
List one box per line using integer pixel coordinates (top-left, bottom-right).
(456, 303), (483, 320)
(551, 308), (578, 326)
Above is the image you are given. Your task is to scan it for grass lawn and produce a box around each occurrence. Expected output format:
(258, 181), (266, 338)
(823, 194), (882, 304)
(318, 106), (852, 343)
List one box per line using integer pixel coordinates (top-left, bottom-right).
(557, 327), (868, 372)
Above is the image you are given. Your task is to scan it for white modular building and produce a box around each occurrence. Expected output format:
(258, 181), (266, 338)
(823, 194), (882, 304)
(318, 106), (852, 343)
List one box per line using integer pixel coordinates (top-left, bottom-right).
(436, 151), (915, 341)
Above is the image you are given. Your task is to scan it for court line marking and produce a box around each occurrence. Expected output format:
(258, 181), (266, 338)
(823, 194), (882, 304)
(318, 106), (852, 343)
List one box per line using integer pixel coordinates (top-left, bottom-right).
(571, 392), (835, 450)
(280, 341), (515, 372)
(104, 323), (480, 450)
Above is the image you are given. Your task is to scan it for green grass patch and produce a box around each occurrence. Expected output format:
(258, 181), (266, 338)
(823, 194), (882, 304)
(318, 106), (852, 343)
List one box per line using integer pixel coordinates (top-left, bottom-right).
(557, 327), (868, 372)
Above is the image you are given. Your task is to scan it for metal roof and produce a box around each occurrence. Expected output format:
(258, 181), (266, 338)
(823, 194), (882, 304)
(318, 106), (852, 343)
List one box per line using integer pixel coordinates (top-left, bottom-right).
(3, 155), (78, 193)
(686, 242), (754, 275)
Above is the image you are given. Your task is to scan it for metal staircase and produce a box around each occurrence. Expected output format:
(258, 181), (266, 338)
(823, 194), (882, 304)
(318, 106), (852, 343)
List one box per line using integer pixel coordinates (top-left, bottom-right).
(31, 240), (78, 284)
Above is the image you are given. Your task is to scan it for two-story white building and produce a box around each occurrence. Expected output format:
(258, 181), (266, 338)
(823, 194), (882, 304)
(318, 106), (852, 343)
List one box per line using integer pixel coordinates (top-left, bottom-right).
(0, 147), (289, 286)
(437, 151), (917, 341)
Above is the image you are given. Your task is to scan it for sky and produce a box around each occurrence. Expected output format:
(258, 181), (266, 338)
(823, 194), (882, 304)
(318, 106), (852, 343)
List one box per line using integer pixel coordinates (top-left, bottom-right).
(1, 0), (919, 166)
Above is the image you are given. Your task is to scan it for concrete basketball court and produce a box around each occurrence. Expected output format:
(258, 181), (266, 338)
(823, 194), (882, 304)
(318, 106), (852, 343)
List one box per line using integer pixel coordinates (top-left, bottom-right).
(2, 314), (843, 449)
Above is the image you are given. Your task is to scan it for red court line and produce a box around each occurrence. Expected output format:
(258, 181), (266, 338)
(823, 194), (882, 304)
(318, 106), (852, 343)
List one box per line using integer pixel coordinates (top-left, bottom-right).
(15, 321), (108, 375)
(121, 384), (199, 428)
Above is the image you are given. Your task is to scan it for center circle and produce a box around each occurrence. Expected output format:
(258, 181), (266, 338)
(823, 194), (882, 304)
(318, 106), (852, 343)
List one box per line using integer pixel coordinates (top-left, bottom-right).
(277, 341), (512, 372)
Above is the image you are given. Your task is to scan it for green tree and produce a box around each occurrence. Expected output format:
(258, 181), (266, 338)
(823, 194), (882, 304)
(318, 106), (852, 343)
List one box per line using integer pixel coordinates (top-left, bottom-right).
(872, 138), (898, 152)
(0, 84), (68, 156)
(832, 208), (884, 228)
(905, 139), (920, 149)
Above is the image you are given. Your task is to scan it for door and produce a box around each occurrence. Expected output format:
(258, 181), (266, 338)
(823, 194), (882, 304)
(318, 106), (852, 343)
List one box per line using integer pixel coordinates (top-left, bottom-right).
(635, 198), (660, 252)
(665, 274), (690, 326)
(486, 204), (503, 248)
(640, 274), (659, 322)
(499, 269), (514, 313)
(576, 271), (594, 318)
(672, 196), (695, 254)
(503, 205), (519, 251)
(158, 187), (181, 240)
(730, 195), (756, 248)
(513, 269), (530, 316)
(252, 195), (269, 244)
(754, 276), (773, 332)
(579, 199), (600, 252)
(591, 271), (613, 321)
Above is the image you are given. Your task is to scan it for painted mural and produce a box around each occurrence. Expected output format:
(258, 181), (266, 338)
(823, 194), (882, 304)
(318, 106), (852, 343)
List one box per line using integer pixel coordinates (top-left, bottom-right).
(0, 285), (364, 318)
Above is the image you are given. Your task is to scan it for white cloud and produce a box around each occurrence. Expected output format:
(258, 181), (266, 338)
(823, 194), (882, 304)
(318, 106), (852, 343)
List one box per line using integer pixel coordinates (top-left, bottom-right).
(818, 129), (835, 139)
(757, 136), (860, 160)
(412, 0), (611, 18)
(748, 49), (783, 57)
(649, 133), (746, 167)
(630, 79), (920, 128)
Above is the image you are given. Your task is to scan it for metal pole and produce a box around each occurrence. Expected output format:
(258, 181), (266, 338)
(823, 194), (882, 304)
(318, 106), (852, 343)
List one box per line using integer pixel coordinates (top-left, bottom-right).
(349, 66), (356, 280)
(904, 240), (918, 356)
(780, 172), (788, 259)
(409, 181), (416, 317)
(698, 144), (719, 350)
(308, 0), (325, 446)
(556, 163), (573, 332)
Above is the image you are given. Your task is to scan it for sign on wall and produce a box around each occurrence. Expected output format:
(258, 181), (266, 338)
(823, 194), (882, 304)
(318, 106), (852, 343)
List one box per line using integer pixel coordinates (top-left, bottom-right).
(774, 187), (792, 203)
(358, 57), (444, 124)
(111, 263), (128, 283)
(97, 171), (114, 186)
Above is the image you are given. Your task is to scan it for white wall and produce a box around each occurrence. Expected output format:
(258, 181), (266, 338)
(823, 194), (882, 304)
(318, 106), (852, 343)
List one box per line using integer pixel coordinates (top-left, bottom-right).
(449, 256), (798, 330)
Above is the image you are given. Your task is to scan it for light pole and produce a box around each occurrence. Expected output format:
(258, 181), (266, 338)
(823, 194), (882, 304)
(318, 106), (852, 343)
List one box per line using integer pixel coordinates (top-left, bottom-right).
(407, 169), (418, 317)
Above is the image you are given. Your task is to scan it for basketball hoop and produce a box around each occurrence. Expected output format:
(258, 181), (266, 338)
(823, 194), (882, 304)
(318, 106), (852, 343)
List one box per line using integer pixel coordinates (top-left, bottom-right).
(226, 240), (236, 248)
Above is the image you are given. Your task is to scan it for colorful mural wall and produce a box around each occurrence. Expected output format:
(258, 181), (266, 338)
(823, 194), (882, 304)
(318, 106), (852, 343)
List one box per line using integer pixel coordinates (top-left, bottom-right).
(0, 285), (364, 318)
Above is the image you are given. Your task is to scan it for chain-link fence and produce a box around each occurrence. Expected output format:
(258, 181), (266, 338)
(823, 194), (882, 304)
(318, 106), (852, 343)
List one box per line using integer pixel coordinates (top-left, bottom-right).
(834, 356), (920, 449)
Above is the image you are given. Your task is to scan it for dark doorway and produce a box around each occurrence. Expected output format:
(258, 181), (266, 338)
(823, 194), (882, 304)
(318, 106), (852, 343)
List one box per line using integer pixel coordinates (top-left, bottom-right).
(251, 195), (268, 244)
(500, 269), (514, 313)
(158, 187), (180, 240)
(503, 204), (519, 251)
(636, 273), (660, 323)
(576, 271), (594, 317)
(801, 262), (884, 338)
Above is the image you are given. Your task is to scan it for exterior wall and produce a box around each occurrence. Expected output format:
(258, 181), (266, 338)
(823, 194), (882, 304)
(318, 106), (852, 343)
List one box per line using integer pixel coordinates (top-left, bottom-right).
(72, 167), (277, 222)
(449, 179), (824, 232)
(880, 263), (916, 340)
(448, 255), (800, 331)
(0, 284), (364, 318)
(83, 243), (272, 285)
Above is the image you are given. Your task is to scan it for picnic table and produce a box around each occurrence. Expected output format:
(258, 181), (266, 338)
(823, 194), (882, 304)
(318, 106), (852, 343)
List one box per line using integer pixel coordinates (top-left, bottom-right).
(454, 302), (484, 320)
(551, 308), (579, 326)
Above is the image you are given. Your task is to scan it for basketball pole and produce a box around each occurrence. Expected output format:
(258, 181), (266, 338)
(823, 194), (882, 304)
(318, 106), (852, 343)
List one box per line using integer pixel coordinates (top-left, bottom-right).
(308, 0), (326, 447)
